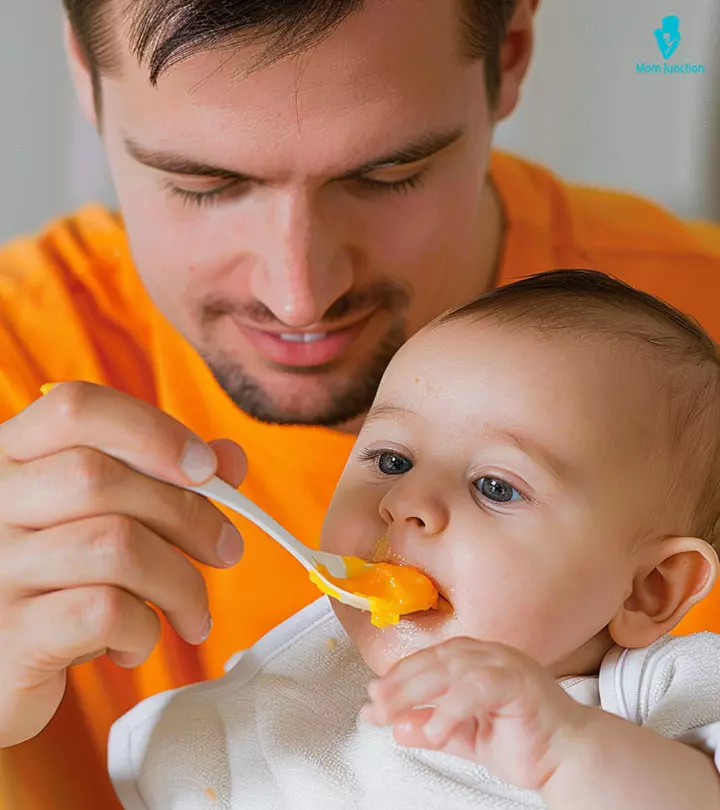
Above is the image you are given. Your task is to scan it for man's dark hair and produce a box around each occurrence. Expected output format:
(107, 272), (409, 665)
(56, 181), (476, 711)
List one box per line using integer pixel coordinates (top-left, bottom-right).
(437, 269), (720, 551)
(62, 0), (518, 105)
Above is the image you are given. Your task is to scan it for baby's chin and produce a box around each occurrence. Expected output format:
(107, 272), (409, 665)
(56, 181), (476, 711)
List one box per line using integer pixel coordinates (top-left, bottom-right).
(331, 598), (456, 676)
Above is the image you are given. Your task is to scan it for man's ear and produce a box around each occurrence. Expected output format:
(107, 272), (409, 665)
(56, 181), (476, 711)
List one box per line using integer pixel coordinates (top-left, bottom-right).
(609, 537), (719, 649)
(63, 17), (99, 128)
(493, 0), (540, 122)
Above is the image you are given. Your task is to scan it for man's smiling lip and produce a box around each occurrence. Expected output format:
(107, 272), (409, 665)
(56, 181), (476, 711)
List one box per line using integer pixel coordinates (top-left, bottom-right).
(233, 310), (377, 336)
(232, 312), (375, 367)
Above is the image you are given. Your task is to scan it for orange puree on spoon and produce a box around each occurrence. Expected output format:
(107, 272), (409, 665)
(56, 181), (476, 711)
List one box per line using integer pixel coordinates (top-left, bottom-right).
(309, 556), (439, 628)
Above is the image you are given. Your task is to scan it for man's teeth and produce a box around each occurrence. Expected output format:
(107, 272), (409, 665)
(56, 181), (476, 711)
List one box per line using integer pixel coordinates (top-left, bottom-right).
(278, 333), (328, 343)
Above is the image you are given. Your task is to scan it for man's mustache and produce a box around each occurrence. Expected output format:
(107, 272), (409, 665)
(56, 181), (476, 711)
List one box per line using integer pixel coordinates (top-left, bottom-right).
(201, 280), (412, 326)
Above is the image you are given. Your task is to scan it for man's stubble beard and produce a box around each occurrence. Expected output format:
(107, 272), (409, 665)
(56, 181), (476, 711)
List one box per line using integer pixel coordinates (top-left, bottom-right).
(203, 319), (407, 427)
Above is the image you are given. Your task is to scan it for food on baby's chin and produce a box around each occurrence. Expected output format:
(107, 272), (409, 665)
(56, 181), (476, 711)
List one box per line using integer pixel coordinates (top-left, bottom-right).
(309, 556), (439, 628)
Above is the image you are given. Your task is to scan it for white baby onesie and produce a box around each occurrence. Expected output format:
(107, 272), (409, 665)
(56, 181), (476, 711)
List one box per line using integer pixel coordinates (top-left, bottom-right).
(108, 598), (720, 810)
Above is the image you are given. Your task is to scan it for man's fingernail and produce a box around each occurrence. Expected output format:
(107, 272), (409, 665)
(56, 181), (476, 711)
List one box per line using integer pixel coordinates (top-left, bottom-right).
(180, 438), (217, 483)
(217, 523), (244, 566)
(200, 614), (213, 643)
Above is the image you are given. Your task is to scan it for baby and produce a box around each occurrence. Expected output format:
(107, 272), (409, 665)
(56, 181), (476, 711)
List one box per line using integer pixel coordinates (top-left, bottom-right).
(108, 269), (720, 809)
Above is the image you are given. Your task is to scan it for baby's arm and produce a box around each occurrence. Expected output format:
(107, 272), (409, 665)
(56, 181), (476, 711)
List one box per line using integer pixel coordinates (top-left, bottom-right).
(546, 633), (720, 810)
(541, 708), (720, 810)
(362, 636), (720, 809)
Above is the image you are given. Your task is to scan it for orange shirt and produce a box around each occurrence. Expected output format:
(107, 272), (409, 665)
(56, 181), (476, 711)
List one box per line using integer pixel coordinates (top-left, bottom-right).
(1, 151), (719, 808)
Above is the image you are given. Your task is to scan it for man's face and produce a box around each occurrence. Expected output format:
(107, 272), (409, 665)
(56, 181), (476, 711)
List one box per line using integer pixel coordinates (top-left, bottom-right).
(321, 321), (668, 677)
(79, 0), (522, 427)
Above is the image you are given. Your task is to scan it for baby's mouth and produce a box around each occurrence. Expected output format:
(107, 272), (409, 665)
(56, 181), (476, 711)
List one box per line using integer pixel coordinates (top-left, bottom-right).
(429, 582), (454, 614)
(433, 592), (454, 614)
(368, 537), (453, 616)
(414, 572), (453, 616)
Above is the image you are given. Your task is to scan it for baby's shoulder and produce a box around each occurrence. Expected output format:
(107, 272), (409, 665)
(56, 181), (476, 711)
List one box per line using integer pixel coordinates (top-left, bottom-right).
(599, 632), (720, 726)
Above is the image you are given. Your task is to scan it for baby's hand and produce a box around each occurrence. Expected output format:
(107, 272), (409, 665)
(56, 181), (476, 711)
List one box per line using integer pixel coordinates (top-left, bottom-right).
(361, 637), (591, 790)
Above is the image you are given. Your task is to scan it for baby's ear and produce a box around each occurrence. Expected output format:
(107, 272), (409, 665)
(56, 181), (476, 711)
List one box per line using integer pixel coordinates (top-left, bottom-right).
(609, 537), (719, 649)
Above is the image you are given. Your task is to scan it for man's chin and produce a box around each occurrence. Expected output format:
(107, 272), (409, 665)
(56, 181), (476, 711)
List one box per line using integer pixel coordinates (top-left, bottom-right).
(219, 381), (372, 427)
(204, 356), (394, 427)
(198, 309), (407, 426)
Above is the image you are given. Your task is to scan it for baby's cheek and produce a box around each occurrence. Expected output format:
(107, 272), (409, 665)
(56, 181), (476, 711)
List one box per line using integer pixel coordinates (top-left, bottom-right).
(319, 509), (359, 555)
(321, 486), (383, 556)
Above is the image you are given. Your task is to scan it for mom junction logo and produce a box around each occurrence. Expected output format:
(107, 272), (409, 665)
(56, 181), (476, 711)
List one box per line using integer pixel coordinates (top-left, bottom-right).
(636, 15), (706, 75)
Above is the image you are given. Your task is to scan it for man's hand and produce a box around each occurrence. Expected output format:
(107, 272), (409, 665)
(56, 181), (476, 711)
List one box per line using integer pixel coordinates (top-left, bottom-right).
(361, 636), (589, 791)
(0, 382), (247, 748)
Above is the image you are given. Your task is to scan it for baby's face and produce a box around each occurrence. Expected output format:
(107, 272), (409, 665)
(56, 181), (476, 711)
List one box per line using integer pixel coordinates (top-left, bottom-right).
(321, 320), (669, 676)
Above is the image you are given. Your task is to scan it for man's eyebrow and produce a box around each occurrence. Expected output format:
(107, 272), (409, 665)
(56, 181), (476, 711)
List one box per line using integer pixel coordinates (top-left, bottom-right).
(488, 428), (573, 483)
(336, 126), (466, 178)
(124, 137), (257, 180)
(123, 125), (465, 182)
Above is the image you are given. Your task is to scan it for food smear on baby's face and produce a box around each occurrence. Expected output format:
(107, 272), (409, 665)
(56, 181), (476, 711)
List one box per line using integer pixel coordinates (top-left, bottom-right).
(309, 556), (438, 627)
(372, 535), (391, 562)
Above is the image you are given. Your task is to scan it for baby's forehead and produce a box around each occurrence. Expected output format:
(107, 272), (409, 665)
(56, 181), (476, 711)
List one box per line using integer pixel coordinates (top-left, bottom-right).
(378, 318), (679, 464)
(390, 318), (626, 381)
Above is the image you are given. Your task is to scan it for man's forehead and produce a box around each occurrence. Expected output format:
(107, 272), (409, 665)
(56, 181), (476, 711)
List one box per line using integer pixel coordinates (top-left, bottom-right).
(101, 1), (484, 177)
(105, 0), (466, 88)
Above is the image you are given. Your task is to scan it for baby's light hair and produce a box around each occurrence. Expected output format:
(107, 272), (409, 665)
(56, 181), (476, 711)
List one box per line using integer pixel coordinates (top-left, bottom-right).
(435, 269), (720, 552)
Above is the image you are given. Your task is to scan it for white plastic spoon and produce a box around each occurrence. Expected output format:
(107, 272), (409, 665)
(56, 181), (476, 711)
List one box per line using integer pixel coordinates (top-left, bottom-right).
(188, 476), (371, 611)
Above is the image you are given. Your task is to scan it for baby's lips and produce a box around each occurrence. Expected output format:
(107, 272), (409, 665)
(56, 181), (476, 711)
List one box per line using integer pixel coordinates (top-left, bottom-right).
(393, 562), (452, 614)
(434, 594), (454, 614)
(416, 571), (452, 613)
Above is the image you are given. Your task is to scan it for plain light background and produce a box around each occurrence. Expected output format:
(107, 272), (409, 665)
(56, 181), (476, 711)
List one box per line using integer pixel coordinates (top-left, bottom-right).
(0, 1), (718, 243)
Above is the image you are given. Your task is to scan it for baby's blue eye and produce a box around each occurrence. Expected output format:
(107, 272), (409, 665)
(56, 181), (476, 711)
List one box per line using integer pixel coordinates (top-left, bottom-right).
(377, 452), (413, 475)
(474, 477), (522, 504)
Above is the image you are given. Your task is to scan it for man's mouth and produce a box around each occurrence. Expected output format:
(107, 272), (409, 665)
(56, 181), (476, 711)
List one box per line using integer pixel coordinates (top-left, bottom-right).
(233, 313), (375, 367)
(275, 332), (329, 344)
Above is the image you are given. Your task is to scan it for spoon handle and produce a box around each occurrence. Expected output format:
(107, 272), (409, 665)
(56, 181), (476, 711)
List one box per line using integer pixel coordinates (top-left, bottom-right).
(189, 477), (317, 573)
(188, 478), (367, 609)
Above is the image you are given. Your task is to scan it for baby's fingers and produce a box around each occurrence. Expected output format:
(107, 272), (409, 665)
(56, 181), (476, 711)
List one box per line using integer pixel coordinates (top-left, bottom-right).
(421, 680), (489, 746)
(422, 664), (526, 746)
(365, 663), (450, 724)
(393, 711), (479, 760)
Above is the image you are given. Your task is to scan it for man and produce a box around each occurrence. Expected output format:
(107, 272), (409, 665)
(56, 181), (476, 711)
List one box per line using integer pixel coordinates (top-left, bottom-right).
(0, 1), (718, 807)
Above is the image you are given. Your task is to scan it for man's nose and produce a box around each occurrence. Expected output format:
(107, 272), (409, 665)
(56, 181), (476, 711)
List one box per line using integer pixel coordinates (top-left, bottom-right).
(378, 476), (450, 540)
(249, 188), (353, 327)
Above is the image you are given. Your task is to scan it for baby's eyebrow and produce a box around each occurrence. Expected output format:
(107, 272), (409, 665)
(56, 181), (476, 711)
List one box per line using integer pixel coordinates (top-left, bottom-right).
(362, 408), (572, 482)
(486, 428), (572, 483)
(363, 404), (415, 426)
